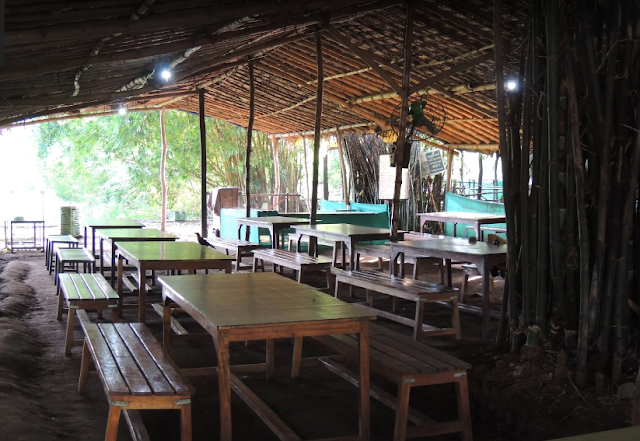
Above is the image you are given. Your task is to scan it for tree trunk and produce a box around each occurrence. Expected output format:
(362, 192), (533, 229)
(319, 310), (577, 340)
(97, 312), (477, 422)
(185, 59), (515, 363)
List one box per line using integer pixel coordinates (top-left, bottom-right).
(271, 134), (280, 210)
(244, 62), (255, 240)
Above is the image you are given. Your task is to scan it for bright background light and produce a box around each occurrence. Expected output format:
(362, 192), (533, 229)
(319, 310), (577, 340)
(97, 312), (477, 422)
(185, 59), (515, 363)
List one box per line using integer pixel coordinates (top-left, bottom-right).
(506, 80), (517, 91)
(118, 107), (127, 115)
(161, 69), (171, 81)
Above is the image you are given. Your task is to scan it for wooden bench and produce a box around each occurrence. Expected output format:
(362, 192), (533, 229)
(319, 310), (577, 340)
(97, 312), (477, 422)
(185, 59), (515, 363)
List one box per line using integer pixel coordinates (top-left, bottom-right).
(298, 323), (472, 441)
(356, 244), (444, 282)
(46, 234), (79, 274)
(203, 236), (261, 270)
(78, 318), (194, 441)
(288, 232), (344, 266)
(465, 225), (507, 240)
(55, 247), (95, 285)
(332, 268), (461, 340)
(252, 248), (333, 290)
(57, 273), (120, 355)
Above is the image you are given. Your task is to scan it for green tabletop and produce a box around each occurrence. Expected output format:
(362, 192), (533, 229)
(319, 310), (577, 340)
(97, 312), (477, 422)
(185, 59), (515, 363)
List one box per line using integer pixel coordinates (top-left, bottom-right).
(96, 228), (177, 240)
(83, 218), (144, 228)
(546, 427), (640, 441)
(117, 241), (234, 263)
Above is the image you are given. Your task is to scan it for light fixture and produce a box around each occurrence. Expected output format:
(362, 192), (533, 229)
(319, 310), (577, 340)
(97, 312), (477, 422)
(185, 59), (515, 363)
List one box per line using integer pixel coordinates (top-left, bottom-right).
(161, 69), (172, 81)
(118, 106), (127, 115)
(506, 80), (517, 91)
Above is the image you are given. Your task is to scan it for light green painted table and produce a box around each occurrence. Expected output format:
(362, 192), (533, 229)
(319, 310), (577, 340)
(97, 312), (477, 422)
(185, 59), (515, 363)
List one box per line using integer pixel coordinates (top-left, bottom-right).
(547, 427), (640, 441)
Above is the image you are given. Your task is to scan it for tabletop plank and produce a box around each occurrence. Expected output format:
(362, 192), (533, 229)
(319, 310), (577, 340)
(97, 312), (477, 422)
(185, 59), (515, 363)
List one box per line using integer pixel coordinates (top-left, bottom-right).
(158, 272), (373, 329)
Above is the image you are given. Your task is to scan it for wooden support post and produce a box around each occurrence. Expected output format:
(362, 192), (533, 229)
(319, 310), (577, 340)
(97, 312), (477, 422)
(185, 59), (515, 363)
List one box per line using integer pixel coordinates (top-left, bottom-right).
(245, 62), (255, 241)
(446, 146), (454, 194)
(160, 109), (168, 232)
(336, 130), (350, 208)
(271, 134), (280, 210)
(310, 33), (324, 227)
(390, 2), (414, 240)
(199, 89), (208, 237)
(302, 136), (311, 211)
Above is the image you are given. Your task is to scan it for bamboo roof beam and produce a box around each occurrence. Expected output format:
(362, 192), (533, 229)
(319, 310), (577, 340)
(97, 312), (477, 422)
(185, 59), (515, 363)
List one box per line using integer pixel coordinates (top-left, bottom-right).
(274, 122), (375, 138)
(349, 82), (496, 105)
(6, 0), (389, 44)
(254, 61), (390, 128)
(408, 51), (494, 95)
(323, 24), (403, 96)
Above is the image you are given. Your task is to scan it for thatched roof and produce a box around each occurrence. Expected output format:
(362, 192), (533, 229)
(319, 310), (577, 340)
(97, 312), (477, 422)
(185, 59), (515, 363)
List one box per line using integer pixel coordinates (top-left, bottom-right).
(1, 0), (527, 153)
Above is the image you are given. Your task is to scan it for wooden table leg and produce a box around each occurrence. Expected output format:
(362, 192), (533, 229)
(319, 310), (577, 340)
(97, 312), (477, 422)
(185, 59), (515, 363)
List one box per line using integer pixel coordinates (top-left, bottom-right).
(117, 254), (124, 316)
(162, 294), (172, 354)
(480, 261), (490, 337)
(111, 241), (117, 288)
(358, 322), (371, 440)
(213, 332), (232, 441)
(138, 262), (147, 322)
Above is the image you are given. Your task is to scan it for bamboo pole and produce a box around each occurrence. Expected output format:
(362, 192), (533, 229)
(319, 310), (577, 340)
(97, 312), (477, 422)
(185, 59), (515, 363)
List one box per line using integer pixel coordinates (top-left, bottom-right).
(563, 17), (591, 387)
(546, 0), (562, 339)
(302, 136), (311, 211)
(310, 32), (324, 228)
(199, 89), (208, 237)
(390, 1), (414, 241)
(493, 0), (518, 340)
(336, 130), (350, 208)
(244, 62), (255, 240)
(160, 109), (168, 232)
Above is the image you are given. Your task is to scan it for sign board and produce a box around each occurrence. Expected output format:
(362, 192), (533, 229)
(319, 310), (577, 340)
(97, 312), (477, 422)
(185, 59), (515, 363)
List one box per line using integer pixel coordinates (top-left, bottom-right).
(419, 150), (446, 176)
(379, 154), (410, 200)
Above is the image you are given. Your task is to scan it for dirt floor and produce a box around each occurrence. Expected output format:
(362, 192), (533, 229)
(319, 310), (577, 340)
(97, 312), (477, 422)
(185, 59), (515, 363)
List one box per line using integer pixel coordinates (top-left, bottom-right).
(0, 221), (634, 440)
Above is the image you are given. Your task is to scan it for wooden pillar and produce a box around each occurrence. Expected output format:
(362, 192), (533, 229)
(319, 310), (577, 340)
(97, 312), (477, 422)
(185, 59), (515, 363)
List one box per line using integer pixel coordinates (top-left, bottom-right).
(336, 130), (350, 208)
(445, 146), (454, 194)
(271, 134), (280, 210)
(323, 155), (329, 201)
(198, 89), (207, 237)
(244, 62), (255, 240)
(310, 33), (324, 226)
(160, 109), (168, 232)
(302, 136), (311, 211)
(390, 2), (414, 240)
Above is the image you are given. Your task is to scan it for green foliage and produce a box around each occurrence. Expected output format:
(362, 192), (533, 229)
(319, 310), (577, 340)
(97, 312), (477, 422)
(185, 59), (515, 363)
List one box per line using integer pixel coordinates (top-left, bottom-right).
(35, 110), (303, 219)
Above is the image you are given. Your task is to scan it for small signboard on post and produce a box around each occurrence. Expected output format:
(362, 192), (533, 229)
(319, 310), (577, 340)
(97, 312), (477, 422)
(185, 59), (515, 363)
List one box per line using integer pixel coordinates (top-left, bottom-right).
(379, 154), (410, 200)
(419, 150), (446, 176)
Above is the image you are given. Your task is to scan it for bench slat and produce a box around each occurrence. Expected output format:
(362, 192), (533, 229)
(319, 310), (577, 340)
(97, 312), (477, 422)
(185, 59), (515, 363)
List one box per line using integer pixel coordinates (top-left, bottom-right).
(113, 325), (176, 396)
(253, 249), (331, 266)
(68, 273), (94, 300)
(333, 269), (451, 294)
(129, 323), (194, 396)
(84, 323), (130, 395)
(370, 325), (470, 371)
(319, 333), (421, 375)
(59, 275), (83, 301)
(99, 324), (152, 396)
(90, 273), (120, 300)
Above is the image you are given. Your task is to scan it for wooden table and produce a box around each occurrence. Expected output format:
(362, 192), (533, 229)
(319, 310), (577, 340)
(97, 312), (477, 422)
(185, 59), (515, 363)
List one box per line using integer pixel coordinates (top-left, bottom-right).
(117, 241), (233, 322)
(389, 238), (507, 337)
(418, 211), (505, 239)
(5, 220), (45, 252)
(96, 228), (177, 288)
(546, 427), (640, 441)
(158, 272), (374, 441)
(236, 216), (313, 249)
(294, 223), (400, 270)
(83, 218), (144, 257)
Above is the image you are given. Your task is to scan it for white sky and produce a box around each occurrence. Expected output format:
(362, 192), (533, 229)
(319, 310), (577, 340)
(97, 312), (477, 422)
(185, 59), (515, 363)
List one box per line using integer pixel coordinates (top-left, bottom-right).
(0, 126), (62, 223)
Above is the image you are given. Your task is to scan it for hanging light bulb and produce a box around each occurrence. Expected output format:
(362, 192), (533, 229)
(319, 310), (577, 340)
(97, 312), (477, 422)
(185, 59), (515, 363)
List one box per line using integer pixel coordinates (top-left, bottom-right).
(161, 69), (172, 81)
(506, 80), (517, 91)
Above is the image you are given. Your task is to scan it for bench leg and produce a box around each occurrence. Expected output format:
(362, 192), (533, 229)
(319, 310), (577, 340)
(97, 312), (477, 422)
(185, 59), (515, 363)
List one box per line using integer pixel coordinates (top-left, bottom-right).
(56, 287), (64, 320)
(456, 375), (473, 441)
(393, 381), (411, 441)
(181, 402), (193, 441)
(326, 269), (334, 292)
(451, 298), (462, 340)
(413, 301), (425, 340)
(111, 305), (120, 323)
(333, 279), (340, 298)
(78, 340), (91, 393)
(291, 337), (303, 379)
(297, 268), (304, 284)
(105, 405), (122, 441)
(252, 257), (258, 273)
(65, 307), (76, 355)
